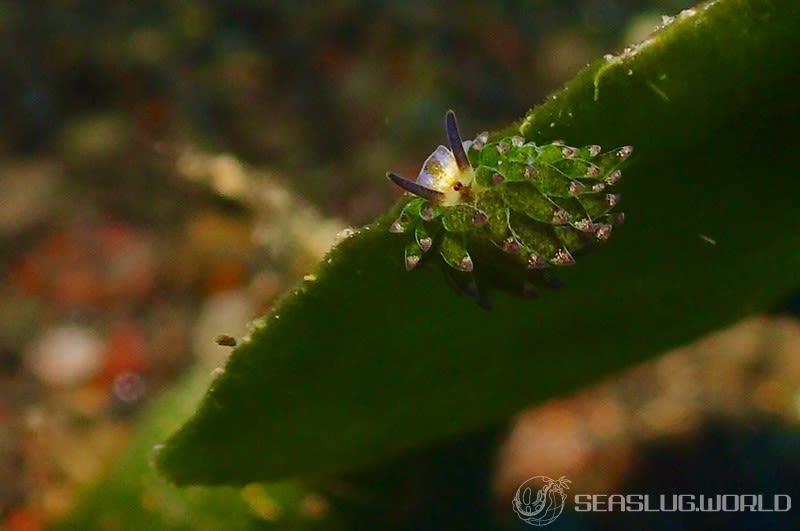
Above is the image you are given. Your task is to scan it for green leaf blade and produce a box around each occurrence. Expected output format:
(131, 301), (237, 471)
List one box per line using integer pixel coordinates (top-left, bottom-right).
(156, 0), (800, 486)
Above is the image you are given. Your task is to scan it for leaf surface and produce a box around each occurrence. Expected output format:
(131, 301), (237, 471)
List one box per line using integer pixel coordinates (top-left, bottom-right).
(156, 0), (800, 485)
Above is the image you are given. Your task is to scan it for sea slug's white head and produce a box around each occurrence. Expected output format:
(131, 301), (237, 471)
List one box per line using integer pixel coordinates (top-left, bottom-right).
(416, 144), (475, 206)
(387, 110), (475, 207)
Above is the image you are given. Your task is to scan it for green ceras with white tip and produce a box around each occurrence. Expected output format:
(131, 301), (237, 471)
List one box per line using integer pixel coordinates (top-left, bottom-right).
(387, 110), (630, 307)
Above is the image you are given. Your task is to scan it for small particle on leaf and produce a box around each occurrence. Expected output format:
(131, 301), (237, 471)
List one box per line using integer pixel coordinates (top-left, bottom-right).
(303, 273), (317, 282)
(592, 182), (606, 193)
(497, 140), (510, 155)
(215, 334), (237, 347)
(247, 316), (268, 332)
(511, 136), (525, 147)
(335, 227), (356, 241)
(552, 139), (565, 146)
(699, 234), (717, 245)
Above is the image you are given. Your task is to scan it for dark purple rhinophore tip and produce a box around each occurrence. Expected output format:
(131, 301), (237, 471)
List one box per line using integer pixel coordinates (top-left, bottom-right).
(387, 172), (445, 203)
(445, 110), (470, 172)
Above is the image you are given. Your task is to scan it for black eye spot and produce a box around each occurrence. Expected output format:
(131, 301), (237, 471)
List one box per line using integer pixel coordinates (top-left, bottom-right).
(453, 182), (463, 191)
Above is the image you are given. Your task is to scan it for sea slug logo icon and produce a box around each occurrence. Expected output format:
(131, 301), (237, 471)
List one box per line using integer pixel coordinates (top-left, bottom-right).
(513, 475), (572, 526)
